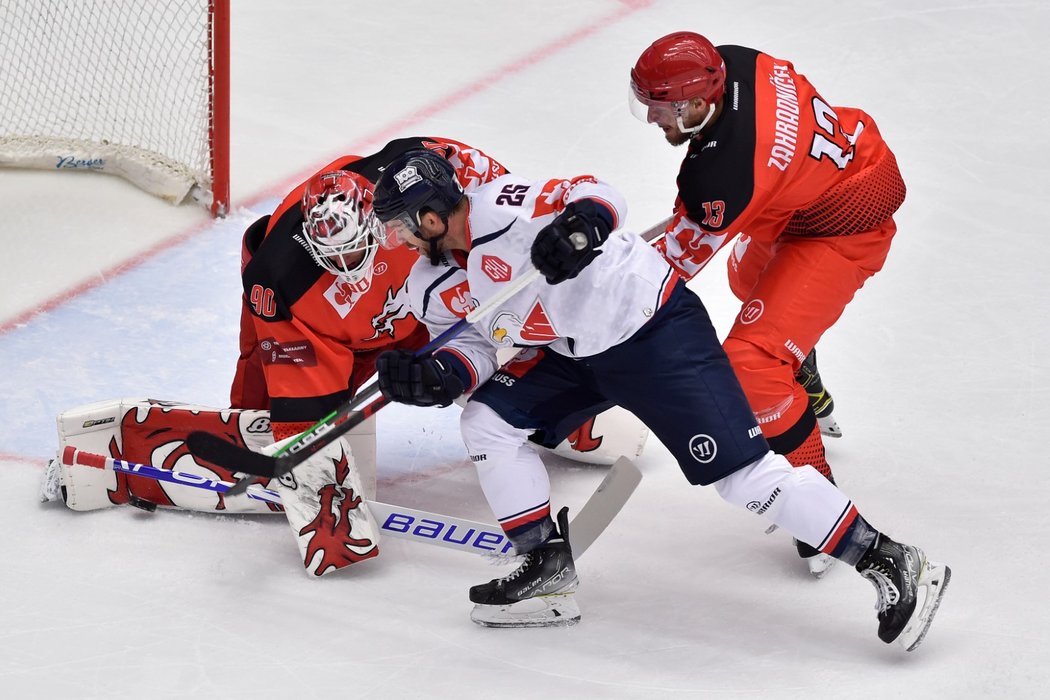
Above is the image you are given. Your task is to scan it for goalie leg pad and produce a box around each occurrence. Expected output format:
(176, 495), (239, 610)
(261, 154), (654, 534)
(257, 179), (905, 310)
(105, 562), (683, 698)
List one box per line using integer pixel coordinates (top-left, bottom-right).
(546, 405), (649, 465)
(269, 434), (381, 576)
(52, 397), (277, 513)
(345, 414), (377, 501)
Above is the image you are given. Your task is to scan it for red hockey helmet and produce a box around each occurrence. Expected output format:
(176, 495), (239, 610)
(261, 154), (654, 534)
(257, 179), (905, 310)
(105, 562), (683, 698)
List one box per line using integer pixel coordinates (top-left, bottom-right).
(630, 32), (726, 105)
(300, 170), (381, 282)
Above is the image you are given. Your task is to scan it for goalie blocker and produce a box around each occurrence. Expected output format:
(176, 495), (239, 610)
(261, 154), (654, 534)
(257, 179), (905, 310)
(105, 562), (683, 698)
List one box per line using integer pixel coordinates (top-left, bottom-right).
(43, 397), (647, 513)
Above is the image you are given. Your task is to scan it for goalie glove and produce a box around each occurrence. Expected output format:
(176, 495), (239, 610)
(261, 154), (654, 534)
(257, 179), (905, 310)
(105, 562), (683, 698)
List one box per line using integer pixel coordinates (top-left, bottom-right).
(530, 199), (614, 284)
(376, 349), (466, 408)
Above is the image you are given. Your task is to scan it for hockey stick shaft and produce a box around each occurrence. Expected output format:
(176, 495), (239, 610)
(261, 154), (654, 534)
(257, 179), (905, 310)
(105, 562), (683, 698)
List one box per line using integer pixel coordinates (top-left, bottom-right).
(256, 215), (667, 474)
(640, 216), (671, 243)
(189, 267), (543, 487)
(62, 445), (283, 503)
(272, 264), (543, 461)
(61, 447), (509, 555)
(61, 447), (641, 558)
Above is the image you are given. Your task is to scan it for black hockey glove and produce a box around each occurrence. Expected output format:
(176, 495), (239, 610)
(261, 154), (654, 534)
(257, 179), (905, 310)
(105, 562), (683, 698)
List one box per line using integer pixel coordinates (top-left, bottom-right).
(376, 350), (465, 408)
(530, 199), (613, 284)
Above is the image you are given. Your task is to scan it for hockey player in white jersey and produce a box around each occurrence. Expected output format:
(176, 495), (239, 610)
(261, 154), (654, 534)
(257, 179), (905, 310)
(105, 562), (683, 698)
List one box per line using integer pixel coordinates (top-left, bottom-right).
(370, 149), (950, 650)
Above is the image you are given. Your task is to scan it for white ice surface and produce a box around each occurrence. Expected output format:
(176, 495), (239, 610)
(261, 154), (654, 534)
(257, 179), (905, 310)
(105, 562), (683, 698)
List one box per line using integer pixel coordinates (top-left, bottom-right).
(2, 1), (1049, 697)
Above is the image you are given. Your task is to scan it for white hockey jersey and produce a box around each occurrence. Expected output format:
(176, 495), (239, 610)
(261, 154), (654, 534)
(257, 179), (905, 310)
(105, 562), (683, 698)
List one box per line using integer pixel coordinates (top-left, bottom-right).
(406, 173), (679, 389)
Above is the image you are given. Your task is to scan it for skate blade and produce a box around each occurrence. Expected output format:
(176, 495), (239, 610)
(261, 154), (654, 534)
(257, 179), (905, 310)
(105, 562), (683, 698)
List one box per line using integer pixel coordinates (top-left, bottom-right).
(807, 553), (836, 579)
(470, 593), (581, 628)
(817, 415), (842, 438)
(898, 560), (951, 652)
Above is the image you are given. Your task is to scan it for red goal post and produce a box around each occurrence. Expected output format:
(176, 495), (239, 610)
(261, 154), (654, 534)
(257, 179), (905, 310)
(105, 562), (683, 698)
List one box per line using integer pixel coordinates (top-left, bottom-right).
(0, 0), (230, 216)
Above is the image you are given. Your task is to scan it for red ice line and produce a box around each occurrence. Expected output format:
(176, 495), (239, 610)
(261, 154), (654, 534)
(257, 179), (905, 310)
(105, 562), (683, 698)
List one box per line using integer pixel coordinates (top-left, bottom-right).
(0, 1), (651, 337)
(4, 1), (652, 470)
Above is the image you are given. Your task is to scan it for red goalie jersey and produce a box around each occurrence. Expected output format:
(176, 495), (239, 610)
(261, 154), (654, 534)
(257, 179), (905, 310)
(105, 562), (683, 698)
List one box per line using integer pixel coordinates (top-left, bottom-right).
(231, 136), (508, 440)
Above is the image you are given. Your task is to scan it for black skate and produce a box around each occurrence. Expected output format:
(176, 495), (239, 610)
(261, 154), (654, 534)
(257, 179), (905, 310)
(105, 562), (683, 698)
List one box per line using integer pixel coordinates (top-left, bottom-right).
(469, 507), (580, 628)
(856, 534), (951, 651)
(795, 349), (841, 438)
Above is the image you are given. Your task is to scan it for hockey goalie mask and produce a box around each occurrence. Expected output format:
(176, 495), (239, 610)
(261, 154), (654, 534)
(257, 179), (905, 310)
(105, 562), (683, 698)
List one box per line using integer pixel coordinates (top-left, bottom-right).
(301, 170), (381, 283)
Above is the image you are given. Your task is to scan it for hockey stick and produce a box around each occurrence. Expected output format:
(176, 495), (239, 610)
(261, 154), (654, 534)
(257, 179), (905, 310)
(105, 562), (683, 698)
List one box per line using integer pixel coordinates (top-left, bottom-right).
(640, 216), (671, 243)
(60, 447), (641, 558)
(189, 266), (545, 495)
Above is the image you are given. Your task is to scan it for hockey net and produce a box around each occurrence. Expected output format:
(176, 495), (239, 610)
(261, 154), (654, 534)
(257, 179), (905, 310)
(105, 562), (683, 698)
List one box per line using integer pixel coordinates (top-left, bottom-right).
(0, 0), (230, 215)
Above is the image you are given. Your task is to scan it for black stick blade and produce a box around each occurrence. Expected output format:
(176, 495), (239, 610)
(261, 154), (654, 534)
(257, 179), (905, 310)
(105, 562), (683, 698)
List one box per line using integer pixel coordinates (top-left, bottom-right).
(186, 431), (280, 478)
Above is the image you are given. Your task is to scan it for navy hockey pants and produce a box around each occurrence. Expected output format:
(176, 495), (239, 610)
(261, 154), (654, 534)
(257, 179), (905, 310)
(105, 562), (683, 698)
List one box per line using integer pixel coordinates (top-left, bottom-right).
(470, 281), (769, 485)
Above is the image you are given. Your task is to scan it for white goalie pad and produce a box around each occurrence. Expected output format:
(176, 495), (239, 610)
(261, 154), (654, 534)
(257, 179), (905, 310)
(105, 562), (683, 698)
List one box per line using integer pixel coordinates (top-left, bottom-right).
(53, 397), (275, 512)
(547, 405), (649, 465)
(50, 397), (378, 513)
(492, 347), (649, 466)
(268, 434), (381, 576)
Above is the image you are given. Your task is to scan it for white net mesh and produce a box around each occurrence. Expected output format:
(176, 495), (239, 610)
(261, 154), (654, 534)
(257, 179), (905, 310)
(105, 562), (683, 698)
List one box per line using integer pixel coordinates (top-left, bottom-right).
(0, 0), (221, 207)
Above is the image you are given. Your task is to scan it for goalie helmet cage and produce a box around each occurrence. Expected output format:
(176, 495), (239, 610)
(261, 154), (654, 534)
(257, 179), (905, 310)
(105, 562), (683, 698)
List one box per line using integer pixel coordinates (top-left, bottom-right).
(0, 0), (230, 216)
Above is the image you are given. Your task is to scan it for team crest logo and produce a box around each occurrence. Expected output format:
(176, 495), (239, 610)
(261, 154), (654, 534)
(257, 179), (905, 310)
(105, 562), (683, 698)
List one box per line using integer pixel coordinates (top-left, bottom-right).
(489, 300), (559, 345)
(324, 275), (370, 319)
(520, 299), (558, 342)
(368, 279), (414, 341)
(481, 255), (512, 282)
(394, 165), (421, 192)
(439, 281), (475, 318)
(489, 310), (522, 346)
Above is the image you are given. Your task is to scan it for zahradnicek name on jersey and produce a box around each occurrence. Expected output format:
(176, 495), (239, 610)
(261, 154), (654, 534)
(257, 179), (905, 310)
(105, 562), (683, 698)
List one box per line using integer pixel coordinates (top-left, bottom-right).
(767, 63), (800, 172)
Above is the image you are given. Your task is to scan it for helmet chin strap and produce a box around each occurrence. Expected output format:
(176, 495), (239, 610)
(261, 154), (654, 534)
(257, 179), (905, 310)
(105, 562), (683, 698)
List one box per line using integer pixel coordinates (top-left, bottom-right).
(677, 102), (715, 136)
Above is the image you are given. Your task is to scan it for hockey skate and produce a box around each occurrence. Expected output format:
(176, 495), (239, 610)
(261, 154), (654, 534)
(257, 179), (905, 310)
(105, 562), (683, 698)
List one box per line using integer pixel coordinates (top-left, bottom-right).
(469, 507), (580, 628)
(856, 534), (951, 651)
(795, 349), (841, 438)
(794, 538), (836, 578)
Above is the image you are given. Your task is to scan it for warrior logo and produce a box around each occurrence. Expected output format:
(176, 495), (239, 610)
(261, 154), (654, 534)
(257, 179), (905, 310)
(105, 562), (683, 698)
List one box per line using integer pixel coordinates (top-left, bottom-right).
(740, 298), (764, 325)
(688, 434), (718, 464)
(746, 486), (781, 515)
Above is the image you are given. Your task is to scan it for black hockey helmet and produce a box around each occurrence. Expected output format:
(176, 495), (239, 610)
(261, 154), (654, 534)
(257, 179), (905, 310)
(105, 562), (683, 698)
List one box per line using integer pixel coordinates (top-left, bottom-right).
(373, 149), (464, 236)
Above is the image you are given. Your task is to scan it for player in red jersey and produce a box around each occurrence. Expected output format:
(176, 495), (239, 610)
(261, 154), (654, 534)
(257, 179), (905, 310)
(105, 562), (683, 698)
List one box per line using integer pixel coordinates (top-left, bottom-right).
(41, 138), (509, 514)
(629, 33), (907, 575)
(231, 137), (508, 443)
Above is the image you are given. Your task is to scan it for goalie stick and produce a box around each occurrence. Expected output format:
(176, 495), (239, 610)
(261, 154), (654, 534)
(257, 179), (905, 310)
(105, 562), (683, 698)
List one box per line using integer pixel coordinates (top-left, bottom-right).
(187, 219), (671, 493)
(189, 266), (545, 495)
(59, 447), (641, 558)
